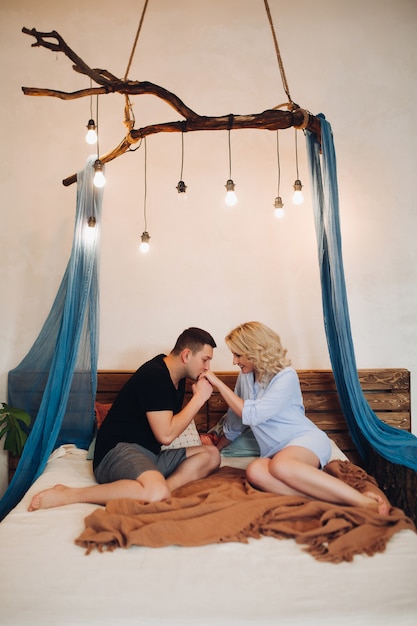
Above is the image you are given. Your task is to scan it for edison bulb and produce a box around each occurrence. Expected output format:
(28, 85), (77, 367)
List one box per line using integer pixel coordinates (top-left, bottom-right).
(85, 119), (97, 145)
(140, 231), (151, 254)
(274, 196), (284, 219)
(176, 180), (187, 201)
(93, 160), (106, 188)
(292, 179), (304, 205)
(225, 179), (237, 206)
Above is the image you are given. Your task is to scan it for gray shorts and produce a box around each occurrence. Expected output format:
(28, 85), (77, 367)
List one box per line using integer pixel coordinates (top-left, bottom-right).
(94, 442), (187, 484)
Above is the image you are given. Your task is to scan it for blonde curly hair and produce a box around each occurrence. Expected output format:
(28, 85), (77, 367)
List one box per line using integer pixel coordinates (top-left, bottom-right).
(225, 321), (291, 385)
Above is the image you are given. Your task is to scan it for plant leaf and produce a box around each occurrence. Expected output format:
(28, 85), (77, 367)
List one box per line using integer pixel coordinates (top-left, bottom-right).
(0, 404), (31, 456)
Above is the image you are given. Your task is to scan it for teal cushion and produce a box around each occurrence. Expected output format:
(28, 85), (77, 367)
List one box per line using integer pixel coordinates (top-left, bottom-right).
(221, 428), (260, 457)
(86, 436), (96, 460)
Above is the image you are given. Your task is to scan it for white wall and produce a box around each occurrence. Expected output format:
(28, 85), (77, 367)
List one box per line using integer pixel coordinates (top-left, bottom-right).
(1, 0), (416, 496)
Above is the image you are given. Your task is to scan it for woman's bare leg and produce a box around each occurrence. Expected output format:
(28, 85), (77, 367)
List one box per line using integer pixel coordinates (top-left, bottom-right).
(246, 447), (390, 514)
(28, 469), (170, 512)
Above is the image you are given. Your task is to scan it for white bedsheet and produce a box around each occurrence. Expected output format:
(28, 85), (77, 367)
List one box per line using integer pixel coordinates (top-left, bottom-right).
(0, 445), (416, 626)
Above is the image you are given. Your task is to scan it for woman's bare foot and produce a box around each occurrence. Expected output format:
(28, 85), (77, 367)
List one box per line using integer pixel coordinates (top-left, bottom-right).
(28, 484), (73, 511)
(362, 490), (391, 516)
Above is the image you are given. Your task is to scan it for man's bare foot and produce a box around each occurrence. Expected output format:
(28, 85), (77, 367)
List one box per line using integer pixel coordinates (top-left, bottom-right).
(28, 484), (73, 511)
(363, 490), (391, 516)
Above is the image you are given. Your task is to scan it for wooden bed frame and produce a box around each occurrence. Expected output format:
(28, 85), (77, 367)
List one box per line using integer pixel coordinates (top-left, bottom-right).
(96, 368), (411, 467)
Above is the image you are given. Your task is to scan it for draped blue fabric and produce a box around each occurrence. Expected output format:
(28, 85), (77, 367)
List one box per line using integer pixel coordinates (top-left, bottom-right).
(305, 115), (417, 471)
(0, 156), (103, 520)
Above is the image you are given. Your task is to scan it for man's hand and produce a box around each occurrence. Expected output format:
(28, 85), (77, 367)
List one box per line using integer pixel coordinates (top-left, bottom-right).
(192, 376), (213, 403)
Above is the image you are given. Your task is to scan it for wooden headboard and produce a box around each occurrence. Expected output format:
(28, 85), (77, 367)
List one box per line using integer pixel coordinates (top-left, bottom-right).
(96, 368), (411, 467)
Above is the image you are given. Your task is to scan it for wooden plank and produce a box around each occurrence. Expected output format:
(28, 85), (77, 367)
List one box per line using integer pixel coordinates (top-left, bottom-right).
(306, 411), (410, 432)
(307, 413), (349, 431)
(95, 392), (119, 403)
(303, 391), (342, 412)
(328, 431), (355, 450)
(364, 392), (410, 411)
(97, 371), (133, 392)
(298, 369), (410, 391)
(205, 393), (410, 421)
(302, 390), (410, 413)
(374, 412), (411, 431)
(357, 368), (410, 390)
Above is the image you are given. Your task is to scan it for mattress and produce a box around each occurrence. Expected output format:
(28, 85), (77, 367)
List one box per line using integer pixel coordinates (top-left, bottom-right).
(0, 445), (416, 626)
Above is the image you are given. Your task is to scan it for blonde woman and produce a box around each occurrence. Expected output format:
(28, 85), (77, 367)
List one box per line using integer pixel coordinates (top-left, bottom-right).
(204, 321), (389, 514)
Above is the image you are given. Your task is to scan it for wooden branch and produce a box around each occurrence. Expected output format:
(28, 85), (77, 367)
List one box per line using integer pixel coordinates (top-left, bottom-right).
(22, 27), (112, 87)
(21, 27), (321, 187)
(62, 109), (319, 186)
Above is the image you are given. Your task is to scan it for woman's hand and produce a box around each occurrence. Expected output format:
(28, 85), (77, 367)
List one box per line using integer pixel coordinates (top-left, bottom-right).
(202, 370), (220, 388)
(202, 371), (244, 418)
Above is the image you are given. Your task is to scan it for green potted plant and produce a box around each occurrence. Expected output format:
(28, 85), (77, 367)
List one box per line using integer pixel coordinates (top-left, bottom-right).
(0, 403), (31, 457)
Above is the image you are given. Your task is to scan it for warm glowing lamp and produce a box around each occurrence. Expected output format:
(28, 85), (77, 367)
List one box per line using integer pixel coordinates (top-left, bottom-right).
(140, 231), (151, 253)
(274, 196), (284, 218)
(292, 179), (304, 205)
(85, 119), (97, 145)
(93, 159), (106, 188)
(225, 179), (237, 206)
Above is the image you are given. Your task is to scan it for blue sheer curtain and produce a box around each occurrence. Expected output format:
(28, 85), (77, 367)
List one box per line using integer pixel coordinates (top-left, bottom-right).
(0, 156), (103, 520)
(306, 115), (417, 471)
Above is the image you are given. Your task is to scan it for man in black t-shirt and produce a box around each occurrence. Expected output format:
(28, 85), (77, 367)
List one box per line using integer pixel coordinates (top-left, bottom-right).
(28, 328), (220, 512)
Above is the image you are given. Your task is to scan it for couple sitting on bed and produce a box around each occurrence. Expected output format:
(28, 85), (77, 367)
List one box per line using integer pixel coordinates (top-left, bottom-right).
(28, 322), (389, 515)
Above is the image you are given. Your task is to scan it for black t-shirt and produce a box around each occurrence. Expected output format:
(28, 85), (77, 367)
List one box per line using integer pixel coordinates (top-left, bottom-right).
(93, 354), (185, 469)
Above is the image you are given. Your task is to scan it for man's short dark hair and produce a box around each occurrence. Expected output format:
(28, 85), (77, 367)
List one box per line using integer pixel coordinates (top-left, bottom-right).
(171, 327), (216, 355)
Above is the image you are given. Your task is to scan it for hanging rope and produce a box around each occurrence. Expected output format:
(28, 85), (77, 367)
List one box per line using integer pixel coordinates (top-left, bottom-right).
(123, 0), (150, 131)
(124, 0), (150, 80)
(263, 0), (294, 107)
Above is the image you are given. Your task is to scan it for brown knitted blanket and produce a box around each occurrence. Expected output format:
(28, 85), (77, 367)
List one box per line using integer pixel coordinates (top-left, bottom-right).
(75, 460), (415, 562)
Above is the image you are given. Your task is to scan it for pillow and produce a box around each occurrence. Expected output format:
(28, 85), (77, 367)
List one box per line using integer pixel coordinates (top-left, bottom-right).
(87, 436), (97, 460)
(87, 407), (202, 459)
(161, 419), (202, 450)
(219, 431), (348, 461)
(95, 402), (112, 428)
(221, 428), (260, 458)
(86, 403), (112, 460)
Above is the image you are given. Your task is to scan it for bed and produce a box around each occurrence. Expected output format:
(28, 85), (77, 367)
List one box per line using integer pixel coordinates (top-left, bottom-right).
(0, 369), (416, 626)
